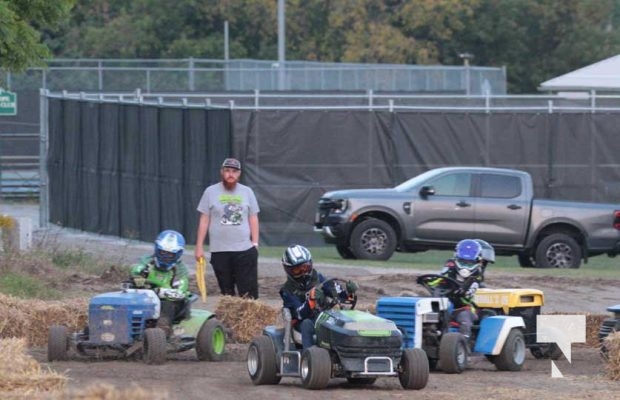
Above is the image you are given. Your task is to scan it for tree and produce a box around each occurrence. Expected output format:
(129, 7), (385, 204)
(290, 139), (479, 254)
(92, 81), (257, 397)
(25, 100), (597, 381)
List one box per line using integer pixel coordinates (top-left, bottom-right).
(0, 0), (75, 72)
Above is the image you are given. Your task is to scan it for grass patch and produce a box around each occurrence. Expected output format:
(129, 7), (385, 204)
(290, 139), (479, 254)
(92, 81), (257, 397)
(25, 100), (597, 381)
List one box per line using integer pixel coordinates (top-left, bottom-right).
(0, 272), (62, 299)
(51, 248), (96, 269)
(258, 246), (620, 279)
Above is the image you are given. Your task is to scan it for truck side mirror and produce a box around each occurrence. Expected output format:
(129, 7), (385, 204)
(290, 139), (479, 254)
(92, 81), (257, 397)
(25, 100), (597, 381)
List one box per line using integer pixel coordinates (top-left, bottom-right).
(420, 186), (435, 197)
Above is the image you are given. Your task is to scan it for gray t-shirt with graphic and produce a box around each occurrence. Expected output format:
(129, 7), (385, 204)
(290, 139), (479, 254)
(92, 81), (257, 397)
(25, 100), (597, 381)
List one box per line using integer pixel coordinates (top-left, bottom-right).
(197, 182), (260, 253)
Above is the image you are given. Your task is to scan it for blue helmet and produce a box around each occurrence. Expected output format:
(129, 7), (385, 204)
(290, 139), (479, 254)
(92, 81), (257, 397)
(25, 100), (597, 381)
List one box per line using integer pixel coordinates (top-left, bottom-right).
(154, 230), (185, 271)
(454, 239), (483, 279)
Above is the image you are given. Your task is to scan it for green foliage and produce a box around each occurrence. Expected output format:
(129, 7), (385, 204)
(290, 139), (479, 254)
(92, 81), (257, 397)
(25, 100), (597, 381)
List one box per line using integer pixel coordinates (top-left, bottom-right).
(0, 271), (61, 299)
(41, 0), (620, 93)
(0, 0), (75, 72)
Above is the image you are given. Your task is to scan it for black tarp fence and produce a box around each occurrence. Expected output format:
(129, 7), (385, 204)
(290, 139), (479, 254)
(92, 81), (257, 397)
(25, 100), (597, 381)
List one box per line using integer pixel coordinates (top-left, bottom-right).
(47, 97), (620, 246)
(47, 98), (231, 242)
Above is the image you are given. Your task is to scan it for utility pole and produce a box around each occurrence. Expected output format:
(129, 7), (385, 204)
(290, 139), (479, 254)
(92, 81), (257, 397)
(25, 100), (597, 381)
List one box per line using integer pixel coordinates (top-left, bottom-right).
(277, 0), (285, 90)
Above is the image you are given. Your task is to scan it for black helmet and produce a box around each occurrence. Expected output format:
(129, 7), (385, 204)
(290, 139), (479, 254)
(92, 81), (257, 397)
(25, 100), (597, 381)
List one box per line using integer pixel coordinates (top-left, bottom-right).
(282, 244), (313, 281)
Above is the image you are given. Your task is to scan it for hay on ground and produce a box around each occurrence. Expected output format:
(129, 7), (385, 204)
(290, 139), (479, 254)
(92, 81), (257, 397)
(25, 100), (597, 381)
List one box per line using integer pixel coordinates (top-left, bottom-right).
(545, 312), (607, 348)
(0, 338), (66, 396)
(0, 293), (88, 346)
(604, 332), (620, 380)
(55, 383), (168, 400)
(215, 296), (279, 343)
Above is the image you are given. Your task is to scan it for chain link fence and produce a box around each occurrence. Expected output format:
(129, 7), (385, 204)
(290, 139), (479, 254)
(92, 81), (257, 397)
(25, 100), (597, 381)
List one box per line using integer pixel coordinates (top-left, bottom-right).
(3, 58), (506, 94)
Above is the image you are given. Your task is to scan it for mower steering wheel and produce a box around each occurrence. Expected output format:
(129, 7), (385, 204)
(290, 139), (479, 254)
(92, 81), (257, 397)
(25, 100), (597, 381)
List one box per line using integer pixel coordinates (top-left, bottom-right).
(311, 278), (357, 311)
(416, 274), (462, 297)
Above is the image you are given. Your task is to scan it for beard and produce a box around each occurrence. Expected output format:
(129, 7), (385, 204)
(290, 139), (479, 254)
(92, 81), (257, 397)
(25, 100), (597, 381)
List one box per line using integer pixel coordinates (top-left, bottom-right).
(222, 179), (237, 191)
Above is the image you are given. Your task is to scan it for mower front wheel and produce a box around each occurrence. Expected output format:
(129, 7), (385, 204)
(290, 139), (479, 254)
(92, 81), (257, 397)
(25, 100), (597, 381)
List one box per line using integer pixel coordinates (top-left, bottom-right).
(300, 346), (331, 390)
(143, 327), (167, 365)
(530, 343), (562, 360)
(196, 318), (226, 361)
(247, 335), (281, 385)
(399, 348), (429, 390)
(47, 325), (69, 361)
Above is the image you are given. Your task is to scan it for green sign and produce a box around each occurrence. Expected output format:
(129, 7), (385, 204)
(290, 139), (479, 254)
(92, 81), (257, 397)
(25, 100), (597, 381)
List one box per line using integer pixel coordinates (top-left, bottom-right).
(0, 89), (17, 116)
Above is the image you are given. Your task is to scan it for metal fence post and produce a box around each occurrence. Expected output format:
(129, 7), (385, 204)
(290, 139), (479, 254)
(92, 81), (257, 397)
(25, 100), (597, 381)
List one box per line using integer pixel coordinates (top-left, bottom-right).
(39, 89), (49, 228)
(189, 57), (195, 91)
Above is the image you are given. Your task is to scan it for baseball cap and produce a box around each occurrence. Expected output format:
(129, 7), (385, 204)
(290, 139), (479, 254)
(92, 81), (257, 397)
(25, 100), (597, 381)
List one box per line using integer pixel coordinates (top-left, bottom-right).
(221, 158), (241, 170)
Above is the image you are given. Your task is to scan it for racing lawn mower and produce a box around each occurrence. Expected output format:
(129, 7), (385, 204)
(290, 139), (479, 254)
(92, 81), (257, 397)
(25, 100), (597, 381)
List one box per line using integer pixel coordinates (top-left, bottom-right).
(247, 278), (429, 390)
(47, 284), (226, 365)
(474, 287), (562, 359)
(377, 274), (526, 374)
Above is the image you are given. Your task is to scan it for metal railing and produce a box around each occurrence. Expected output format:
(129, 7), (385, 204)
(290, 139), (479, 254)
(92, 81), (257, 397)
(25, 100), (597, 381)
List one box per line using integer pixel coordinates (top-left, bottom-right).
(47, 89), (620, 113)
(0, 133), (39, 199)
(4, 58), (507, 95)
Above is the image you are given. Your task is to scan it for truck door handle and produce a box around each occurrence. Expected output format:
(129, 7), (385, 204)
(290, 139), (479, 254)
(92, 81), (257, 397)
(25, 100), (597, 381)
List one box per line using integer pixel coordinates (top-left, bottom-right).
(456, 201), (471, 208)
(507, 204), (522, 210)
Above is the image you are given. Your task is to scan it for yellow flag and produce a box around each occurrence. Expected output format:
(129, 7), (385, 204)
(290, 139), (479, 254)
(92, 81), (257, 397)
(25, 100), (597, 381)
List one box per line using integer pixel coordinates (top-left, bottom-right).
(196, 256), (207, 302)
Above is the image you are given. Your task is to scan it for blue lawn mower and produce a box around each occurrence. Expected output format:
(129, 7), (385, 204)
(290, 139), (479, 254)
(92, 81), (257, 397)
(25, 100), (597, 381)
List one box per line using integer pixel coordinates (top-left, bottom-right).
(47, 285), (226, 364)
(376, 274), (526, 373)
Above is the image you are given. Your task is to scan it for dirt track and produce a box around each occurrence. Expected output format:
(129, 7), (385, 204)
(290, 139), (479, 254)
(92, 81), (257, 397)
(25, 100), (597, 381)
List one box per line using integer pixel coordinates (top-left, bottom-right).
(6, 203), (620, 398)
(34, 265), (620, 399)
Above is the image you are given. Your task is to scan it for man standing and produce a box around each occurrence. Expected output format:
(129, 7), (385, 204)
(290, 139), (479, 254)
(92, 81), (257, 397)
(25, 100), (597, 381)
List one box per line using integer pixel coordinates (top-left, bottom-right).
(194, 158), (260, 299)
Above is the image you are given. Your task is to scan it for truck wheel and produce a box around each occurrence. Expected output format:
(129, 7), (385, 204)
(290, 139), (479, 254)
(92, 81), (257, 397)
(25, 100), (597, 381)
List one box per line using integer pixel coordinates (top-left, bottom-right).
(439, 332), (468, 374)
(48, 325), (69, 361)
(535, 233), (582, 268)
(300, 346), (331, 390)
(143, 327), (167, 365)
(247, 335), (281, 385)
(493, 329), (526, 371)
(530, 343), (563, 360)
(336, 245), (356, 259)
(349, 219), (397, 261)
(399, 348), (429, 390)
(196, 318), (226, 361)
(517, 254), (536, 268)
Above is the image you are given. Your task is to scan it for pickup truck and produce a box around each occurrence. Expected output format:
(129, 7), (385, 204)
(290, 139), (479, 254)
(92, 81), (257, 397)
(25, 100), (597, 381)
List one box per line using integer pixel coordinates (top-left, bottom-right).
(314, 166), (620, 268)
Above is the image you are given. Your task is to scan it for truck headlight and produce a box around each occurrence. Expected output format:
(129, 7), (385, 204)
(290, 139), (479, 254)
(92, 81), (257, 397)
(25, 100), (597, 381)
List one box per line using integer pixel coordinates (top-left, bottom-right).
(332, 199), (348, 213)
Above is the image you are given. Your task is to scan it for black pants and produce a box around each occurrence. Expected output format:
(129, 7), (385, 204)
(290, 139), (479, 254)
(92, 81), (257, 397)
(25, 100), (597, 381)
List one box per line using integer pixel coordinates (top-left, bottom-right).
(210, 246), (259, 299)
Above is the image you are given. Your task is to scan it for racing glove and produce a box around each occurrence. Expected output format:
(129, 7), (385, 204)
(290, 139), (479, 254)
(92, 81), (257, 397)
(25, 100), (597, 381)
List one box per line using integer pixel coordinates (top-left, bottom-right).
(158, 288), (185, 300)
(306, 287), (325, 310)
(346, 280), (358, 294)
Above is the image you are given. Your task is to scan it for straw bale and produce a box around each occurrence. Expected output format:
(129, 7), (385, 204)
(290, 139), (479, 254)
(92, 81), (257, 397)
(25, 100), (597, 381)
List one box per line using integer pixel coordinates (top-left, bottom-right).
(586, 314), (607, 347)
(545, 312), (606, 348)
(0, 338), (67, 395)
(604, 332), (620, 380)
(215, 296), (280, 343)
(0, 293), (88, 346)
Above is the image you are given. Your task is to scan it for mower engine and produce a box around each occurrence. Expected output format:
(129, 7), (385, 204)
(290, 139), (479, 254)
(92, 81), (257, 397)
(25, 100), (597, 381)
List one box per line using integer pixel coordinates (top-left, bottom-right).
(88, 289), (160, 345)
